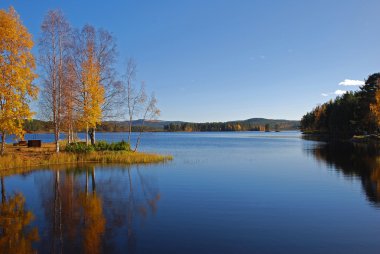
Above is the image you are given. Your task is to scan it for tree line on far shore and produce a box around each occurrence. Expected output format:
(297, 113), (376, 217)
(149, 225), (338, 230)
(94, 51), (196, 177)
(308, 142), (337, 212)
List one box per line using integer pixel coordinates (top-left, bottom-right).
(0, 7), (160, 155)
(301, 73), (380, 138)
(23, 119), (162, 133)
(22, 118), (300, 133)
(164, 122), (273, 132)
(164, 120), (298, 132)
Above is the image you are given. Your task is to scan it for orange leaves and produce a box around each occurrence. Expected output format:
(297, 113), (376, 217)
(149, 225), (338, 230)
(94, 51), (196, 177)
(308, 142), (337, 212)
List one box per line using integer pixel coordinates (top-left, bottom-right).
(370, 91), (380, 125)
(369, 79), (380, 126)
(0, 6), (37, 141)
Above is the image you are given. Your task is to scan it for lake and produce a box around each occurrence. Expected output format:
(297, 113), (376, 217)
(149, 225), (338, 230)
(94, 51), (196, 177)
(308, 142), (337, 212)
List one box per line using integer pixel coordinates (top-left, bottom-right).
(2, 131), (380, 254)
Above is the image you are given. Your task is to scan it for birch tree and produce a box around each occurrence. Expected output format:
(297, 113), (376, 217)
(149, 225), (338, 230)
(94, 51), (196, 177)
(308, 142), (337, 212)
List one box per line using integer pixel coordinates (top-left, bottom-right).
(0, 7), (38, 155)
(121, 59), (160, 151)
(133, 93), (160, 151)
(39, 10), (71, 152)
(79, 32), (104, 145)
(61, 57), (78, 143)
(73, 25), (118, 145)
(122, 59), (145, 144)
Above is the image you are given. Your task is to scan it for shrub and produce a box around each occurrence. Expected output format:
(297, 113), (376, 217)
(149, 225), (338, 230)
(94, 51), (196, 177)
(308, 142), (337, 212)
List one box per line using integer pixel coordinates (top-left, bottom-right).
(94, 140), (130, 151)
(66, 140), (131, 153)
(94, 141), (109, 151)
(65, 142), (95, 153)
(111, 140), (130, 151)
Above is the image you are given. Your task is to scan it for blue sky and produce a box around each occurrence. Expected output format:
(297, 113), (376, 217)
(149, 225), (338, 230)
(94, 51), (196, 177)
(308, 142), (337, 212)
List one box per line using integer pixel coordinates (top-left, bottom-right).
(2, 0), (380, 122)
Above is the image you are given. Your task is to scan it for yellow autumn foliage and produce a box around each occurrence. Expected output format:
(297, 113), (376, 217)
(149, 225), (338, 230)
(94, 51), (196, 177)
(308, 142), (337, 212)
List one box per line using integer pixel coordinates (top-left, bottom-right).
(0, 7), (37, 152)
(79, 42), (105, 130)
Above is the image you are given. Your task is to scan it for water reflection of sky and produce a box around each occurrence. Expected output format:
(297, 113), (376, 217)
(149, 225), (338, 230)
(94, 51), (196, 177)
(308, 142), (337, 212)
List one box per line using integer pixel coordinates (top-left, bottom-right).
(1, 132), (380, 253)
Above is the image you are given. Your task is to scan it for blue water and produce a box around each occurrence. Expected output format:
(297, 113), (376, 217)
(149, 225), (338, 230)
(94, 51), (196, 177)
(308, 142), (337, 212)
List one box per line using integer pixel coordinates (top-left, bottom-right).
(2, 131), (380, 254)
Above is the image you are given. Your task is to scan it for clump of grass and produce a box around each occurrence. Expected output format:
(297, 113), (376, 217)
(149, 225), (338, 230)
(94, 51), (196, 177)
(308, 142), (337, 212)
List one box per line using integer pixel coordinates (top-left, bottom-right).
(49, 151), (172, 164)
(0, 154), (34, 169)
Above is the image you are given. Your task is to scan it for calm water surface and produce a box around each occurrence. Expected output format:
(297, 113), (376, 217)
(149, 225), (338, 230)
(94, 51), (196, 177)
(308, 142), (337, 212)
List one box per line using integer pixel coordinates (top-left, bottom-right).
(2, 131), (380, 253)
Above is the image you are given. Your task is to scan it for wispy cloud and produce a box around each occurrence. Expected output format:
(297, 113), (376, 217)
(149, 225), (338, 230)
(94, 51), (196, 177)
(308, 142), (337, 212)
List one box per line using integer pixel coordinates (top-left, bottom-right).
(339, 79), (364, 86)
(334, 89), (346, 95)
(321, 90), (347, 97)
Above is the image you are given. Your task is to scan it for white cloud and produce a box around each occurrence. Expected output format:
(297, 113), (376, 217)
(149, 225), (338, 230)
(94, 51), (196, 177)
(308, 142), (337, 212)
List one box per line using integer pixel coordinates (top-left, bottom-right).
(334, 89), (346, 95)
(321, 90), (347, 97)
(339, 79), (364, 86)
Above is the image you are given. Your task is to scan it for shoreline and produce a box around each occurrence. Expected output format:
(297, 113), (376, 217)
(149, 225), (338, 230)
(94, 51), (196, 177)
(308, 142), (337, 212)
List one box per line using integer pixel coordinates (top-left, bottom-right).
(22, 129), (299, 135)
(302, 132), (380, 144)
(0, 143), (172, 176)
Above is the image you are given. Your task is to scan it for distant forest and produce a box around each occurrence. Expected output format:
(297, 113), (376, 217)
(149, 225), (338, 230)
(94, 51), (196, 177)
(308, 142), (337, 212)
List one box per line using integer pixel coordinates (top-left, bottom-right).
(163, 118), (299, 132)
(23, 120), (162, 133)
(24, 118), (300, 133)
(301, 73), (380, 138)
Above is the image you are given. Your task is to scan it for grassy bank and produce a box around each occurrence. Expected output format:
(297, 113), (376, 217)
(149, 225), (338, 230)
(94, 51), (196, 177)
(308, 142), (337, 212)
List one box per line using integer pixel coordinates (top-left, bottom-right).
(0, 143), (172, 176)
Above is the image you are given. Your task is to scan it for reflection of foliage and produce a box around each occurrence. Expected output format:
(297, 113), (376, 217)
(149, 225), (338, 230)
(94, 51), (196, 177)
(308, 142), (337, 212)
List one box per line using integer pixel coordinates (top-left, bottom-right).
(0, 193), (39, 254)
(371, 169), (380, 197)
(40, 167), (106, 253)
(80, 192), (105, 254)
(93, 166), (160, 252)
(307, 141), (380, 204)
(36, 165), (159, 252)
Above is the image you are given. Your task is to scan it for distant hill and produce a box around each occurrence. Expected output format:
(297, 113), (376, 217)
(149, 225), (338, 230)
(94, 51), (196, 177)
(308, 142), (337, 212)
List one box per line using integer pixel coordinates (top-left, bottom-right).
(239, 118), (299, 130)
(24, 118), (300, 133)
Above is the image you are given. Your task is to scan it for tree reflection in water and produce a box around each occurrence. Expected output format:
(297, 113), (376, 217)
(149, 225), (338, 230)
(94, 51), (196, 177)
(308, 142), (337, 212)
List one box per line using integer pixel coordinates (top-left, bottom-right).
(306, 141), (380, 205)
(0, 177), (39, 254)
(81, 168), (105, 254)
(37, 164), (160, 253)
(98, 165), (160, 253)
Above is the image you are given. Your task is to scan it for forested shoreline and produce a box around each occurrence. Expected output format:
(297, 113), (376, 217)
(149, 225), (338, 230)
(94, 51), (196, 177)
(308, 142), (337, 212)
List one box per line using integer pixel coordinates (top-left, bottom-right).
(301, 73), (380, 139)
(163, 120), (298, 132)
(23, 118), (300, 133)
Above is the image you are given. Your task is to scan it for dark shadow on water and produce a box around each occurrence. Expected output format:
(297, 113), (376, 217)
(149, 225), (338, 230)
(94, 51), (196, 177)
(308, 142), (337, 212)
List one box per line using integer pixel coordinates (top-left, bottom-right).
(304, 140), (380, 206)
